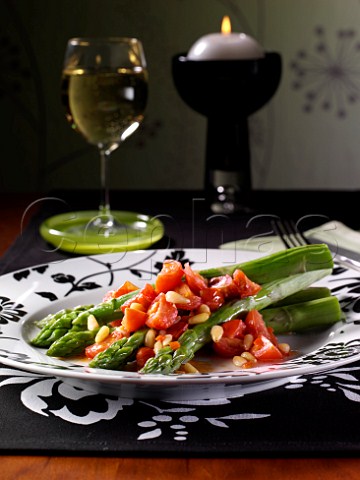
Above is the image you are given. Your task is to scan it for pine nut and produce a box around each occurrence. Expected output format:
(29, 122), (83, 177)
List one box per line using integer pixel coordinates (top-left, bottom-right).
(162, 334), (173, 346)
(188, 312), (210, 325)
(233, 355), (248, 367)
(198, 304), (211, 314)
(154, 340), (163, 354)
(241, 351), (257, 363)
(210, 325), (224, 343)
(278, 343), (291, 355)
(243, 334), (254, 351)
(115, 325), (128, 336)
(144, 328), (157, 348)
(182, 362), (199, 373)
(130, 302), (146, 312)
(165, 291), (190, 304)
(95, 325), (110, 343)
(87, 314), (99, 331)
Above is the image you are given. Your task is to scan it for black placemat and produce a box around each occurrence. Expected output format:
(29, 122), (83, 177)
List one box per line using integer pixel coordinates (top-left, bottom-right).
(0, 362), (359, 456)
(0, 191), (359, 456)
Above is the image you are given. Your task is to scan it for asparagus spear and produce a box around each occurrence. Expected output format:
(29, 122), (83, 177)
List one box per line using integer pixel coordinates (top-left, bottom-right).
(200, 244), (333, 283)
(262, 296), (343, 334)
(268, 286), (331, 307)
(35, 294), (136, 353)
(88, 329), (148, 370)
(34, 305), (94, 329)
(30, 308), (93, 348)
(71, 297), (126, 330)
(47, 328), (100, 356)
(31, 292), (136, 348)
(140, 267), (332, 374)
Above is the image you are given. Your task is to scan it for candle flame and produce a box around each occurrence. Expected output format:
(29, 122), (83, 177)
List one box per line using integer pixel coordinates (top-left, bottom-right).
(221, 16), (232, 35)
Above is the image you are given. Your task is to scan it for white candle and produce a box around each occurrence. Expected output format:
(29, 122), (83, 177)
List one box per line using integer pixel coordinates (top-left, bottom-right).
(187, 16), (264, 61)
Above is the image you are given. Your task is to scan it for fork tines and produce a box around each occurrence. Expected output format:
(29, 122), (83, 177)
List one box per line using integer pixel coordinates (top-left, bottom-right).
(271, 218), (310, 249)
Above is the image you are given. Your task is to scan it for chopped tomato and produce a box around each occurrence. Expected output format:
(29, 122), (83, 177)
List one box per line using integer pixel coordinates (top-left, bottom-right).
(250, 335), (284, 360)
(85, 329), (126, 359)
(233, 270), (261, 298)
(208, 274), (239, 299)
(136, 346), (155, 369)
(121, 307), (148, 333)
(266, 326), (279, 346)
(222, 319), (246, 339)
(146, 292), (179, 330)
(121, 283), (157, 312)
(200, 287), (225, 311)
(102, 281), (139, 302)
(184, 263), (208, 295)
(166, 319), (188, 340)
(109, 318), (123, 327)
(174, 283), (202, 310)
(245, 310), (278, 344)
(212, 336), (244, 358)
(169, 341), (181, 350)
(155, 260), (184, 293)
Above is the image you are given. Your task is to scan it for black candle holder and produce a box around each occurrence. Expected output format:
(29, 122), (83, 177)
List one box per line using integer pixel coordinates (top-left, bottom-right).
(172, 52), (282, 213)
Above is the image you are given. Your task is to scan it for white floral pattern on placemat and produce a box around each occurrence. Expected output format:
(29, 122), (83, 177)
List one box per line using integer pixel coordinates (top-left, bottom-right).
(0, 363), (359, 442)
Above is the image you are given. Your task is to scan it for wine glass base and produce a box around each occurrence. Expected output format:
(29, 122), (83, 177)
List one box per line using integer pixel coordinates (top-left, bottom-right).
(40, 210), (165, 255)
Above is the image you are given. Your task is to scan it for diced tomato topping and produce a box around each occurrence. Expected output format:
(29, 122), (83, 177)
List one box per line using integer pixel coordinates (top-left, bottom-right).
(245, 310), (278, 345)
(245, 310), (270, 340)
(200, 287), (225, 311)
(169, 341), (181, 350)
(121, 283), (157, 313)
(146, 292), (179, 330)
(166, 319), (189, 340)
(173, 283), (202, 310)
(183, 263), (208, 295)
(222, 319), (246, 339)
(212, 336), (244, 358)
(208, 274), (239, 299)
(102, 281), (139, 302)
(109, 318), (123, 327)
(85, 329), (126, 359)
(121, 307), (148, 333)
(266, 326), (279, 346)
(136, 346), (155, 369)
(233, 269), (261, 298)
(155, 260), (184, 293)
(250, 335), (284, 360)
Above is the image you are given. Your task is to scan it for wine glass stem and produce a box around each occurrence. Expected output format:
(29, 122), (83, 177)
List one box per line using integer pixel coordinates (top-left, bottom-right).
(99, 148), (111, 217)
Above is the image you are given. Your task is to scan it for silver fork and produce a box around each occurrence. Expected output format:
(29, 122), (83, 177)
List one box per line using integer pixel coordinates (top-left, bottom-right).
(271, 217), (360, 272)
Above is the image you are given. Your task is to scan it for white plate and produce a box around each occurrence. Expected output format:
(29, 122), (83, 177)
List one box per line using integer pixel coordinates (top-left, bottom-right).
(0, 248), (359, 400)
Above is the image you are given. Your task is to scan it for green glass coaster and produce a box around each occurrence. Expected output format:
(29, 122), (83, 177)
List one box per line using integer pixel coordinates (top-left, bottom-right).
(40, 210), (165, 255)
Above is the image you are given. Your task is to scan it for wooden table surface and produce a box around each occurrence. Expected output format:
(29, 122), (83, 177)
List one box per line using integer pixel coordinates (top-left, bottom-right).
(1, 193), (359, 480)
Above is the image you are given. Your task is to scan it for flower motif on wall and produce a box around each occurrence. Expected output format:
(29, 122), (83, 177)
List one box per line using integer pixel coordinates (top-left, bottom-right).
(290, 26), (360, 118)
(0, 35), (31, 98)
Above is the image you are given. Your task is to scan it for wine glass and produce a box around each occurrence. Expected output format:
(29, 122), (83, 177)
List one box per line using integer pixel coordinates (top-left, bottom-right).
(40, 37), (164, 254)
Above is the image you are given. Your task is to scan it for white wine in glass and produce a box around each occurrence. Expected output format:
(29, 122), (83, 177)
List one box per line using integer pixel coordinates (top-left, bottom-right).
(40, 37), (164, 254)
